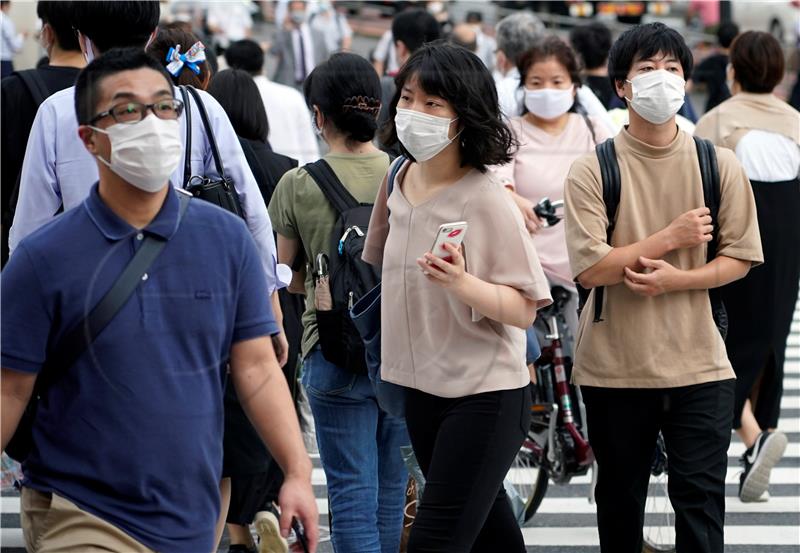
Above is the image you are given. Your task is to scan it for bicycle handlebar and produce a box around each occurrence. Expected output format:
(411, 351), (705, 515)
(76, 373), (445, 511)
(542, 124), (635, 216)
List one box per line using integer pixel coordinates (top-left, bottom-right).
(533, 197), (564, 228)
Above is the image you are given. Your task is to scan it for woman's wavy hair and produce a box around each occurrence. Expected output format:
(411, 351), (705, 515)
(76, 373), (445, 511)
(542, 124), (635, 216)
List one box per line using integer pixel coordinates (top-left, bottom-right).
(380, 41), (516, 172)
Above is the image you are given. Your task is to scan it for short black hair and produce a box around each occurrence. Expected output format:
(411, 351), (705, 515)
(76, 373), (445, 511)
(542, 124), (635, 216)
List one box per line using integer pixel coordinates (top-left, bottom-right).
(75, 47), (173, 125)
(392, 8), (441, 54)
(717, 21), (740, 49)
(225, 40), (264, 75)
(207, 69), (269, 143)
(73, 1), (160, 53)
(381, 41), (515, 172)
(608, 22), (693, 92)
(304, 52), (382, 144)
(730, 31), (785, 94)
(37, 1), (80, 52)
(569, 22), (612, 71)
(147, 24), (210, 89)
(465, 11), (482, 24)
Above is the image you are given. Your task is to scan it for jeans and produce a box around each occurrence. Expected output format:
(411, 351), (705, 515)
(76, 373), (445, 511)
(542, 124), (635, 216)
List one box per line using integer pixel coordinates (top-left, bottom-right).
(302, 349), (409, 553)
(582, 380), (735, 553)
(404, 387), (531, 553)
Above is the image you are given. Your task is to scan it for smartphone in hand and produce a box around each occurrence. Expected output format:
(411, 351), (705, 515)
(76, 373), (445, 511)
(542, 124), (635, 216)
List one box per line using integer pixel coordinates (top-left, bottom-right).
(429, 221), (468, 265)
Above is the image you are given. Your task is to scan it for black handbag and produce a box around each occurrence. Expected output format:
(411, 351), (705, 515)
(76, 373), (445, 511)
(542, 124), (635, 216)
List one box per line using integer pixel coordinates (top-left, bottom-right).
(179, 86), (244, 218)
(5, 193), (191, 463)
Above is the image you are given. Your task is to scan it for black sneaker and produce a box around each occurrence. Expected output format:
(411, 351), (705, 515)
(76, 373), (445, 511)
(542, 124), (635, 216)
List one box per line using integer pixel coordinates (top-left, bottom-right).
(739, 430), (788, 502)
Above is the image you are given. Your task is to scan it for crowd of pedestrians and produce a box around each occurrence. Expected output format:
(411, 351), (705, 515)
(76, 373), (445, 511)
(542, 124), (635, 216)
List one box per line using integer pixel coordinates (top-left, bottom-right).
(1, 2), (799, 553)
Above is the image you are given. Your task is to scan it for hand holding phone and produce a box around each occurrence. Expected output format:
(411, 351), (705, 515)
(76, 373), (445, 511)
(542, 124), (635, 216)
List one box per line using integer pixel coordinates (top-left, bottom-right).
(428, 221), (468, 265)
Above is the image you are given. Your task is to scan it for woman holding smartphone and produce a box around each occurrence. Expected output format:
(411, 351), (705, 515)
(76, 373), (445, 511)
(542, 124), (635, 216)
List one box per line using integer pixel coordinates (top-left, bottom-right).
(363, 42), (551, 552)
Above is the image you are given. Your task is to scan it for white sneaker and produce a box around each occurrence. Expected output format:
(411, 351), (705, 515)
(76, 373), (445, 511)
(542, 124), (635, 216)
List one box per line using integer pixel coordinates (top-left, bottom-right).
(254, 510), (288, 553)
(738, 430), (788, 503)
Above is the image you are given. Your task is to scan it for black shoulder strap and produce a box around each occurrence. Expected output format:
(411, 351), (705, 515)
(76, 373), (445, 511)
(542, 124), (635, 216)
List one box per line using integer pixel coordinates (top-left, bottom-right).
(185, 86), (227, 179)
(591, 138), (621, 323)
(693, 136), (721, 263)
(16, 70), (50, 106)
(386, 155), (406, 197)
(52, 193), (191, 376)
(179, 86), (192, 188)
(580, 112), (598, 146)
(305, 159), (360, 215)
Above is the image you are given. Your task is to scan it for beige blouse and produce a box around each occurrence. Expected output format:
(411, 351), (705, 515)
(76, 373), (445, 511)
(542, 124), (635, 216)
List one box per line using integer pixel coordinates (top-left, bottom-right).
(363, 160), (552, 398)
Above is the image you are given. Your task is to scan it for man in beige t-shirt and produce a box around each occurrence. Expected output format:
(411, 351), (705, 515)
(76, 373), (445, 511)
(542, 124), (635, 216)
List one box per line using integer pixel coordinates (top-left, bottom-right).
(564, 23), (762, 553)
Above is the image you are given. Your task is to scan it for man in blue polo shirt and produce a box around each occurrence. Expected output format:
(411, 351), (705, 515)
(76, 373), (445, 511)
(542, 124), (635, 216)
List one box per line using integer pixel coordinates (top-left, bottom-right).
(0, 49), (318, 553)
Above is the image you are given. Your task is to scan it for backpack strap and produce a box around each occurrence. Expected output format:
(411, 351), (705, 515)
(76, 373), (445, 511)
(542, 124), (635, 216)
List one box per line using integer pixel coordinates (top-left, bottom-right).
(578, 111), (597, 147)
(590, 138), (621, 323)
(185, 86), (228, 179)
(179, 86), (192, 188)
(386, 155), (406, 198)
(16, 70), (49, 106)
(693, 136), (720, 262)
(305, 159), (360, 215)
(693, 136), (725, 324)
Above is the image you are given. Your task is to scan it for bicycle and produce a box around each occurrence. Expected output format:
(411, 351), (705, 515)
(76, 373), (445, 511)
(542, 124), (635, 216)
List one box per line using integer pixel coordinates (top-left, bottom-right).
(507, 197), (596, 522)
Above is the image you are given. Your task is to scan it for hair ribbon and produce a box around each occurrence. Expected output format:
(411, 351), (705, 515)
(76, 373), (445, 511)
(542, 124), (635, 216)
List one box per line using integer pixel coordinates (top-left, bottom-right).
(165, 41), (206, 77)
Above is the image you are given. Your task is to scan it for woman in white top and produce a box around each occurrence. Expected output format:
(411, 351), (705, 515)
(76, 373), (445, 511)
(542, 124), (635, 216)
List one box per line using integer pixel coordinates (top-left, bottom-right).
(695, 30), (800, 503)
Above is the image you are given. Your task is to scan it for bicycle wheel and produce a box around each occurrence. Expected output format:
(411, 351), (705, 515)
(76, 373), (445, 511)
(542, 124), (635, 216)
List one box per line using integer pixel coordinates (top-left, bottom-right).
(642, 435), (676, 553)
(508, 439), (549, 523)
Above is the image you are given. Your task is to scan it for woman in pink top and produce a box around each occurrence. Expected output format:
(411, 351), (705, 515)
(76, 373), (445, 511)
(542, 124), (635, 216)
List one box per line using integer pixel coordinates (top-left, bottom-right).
(494, 36), (611, 356)
(363, 43), (551, 552)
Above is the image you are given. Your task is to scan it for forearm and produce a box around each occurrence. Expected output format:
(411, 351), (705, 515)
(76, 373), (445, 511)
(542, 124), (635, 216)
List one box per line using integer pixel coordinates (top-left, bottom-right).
(674, 255), (751, 292)
(578, 229), (673, 288)
(270, 291), (283, 326)
(233, 358), (311, 479)
(1, 369), (36, 451)
(452, 273), (537, 329)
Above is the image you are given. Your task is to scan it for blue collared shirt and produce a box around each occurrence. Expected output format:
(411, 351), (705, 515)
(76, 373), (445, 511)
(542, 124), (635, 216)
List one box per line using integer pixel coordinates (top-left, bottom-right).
(10, 85), (283, 292)
(1, 184), (279, 553)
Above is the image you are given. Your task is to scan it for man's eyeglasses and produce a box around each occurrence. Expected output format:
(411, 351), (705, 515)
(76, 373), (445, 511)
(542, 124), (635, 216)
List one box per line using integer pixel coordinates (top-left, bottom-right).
(90, 99), (185, 125)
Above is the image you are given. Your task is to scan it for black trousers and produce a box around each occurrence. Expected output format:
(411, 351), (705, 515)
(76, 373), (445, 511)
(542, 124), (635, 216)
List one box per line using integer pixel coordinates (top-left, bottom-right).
(405, 386), (531, 553)
(582, 380), (735, 553)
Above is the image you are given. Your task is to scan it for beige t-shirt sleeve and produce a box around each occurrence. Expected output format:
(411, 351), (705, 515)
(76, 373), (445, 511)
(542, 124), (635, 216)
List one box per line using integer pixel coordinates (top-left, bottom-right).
(463, 181), (552, 322)
(362, 170), (390, 267)
(714, 146), (764, 265)
(564, 153), (613, 278)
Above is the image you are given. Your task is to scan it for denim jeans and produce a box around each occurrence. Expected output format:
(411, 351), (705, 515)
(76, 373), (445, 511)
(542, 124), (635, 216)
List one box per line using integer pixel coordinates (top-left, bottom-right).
(302, 348), (409, 553)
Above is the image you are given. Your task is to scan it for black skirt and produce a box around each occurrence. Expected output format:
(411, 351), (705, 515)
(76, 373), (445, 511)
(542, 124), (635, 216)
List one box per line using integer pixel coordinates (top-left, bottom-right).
(721, 178), (800, 429)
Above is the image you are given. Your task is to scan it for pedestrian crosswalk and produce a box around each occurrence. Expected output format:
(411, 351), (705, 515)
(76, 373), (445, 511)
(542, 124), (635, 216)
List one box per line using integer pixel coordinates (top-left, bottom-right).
(2, 301), (799, 553)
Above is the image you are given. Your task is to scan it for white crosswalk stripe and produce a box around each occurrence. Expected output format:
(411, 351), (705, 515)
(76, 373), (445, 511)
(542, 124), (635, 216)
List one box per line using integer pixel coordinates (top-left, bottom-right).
(2, 299), (799, 553)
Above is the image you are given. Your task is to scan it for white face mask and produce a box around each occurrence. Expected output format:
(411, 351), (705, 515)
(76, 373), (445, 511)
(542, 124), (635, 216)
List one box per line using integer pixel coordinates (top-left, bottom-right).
(395, 108), (459, 162)
(524, 87), (574, 120)
(626, 69), (685, 125)
(91, 115), (182, 193)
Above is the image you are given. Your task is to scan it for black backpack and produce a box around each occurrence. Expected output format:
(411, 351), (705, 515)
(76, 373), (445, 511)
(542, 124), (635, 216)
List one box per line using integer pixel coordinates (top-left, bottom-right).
(304, 159), (382, 374)
(578, 135), (728, 338)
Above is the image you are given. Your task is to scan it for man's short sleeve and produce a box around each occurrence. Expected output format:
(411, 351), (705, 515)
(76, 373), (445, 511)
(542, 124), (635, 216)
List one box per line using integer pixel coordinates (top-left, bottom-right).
(267, 170), (300, 240)
(233, 230), (280, 343)
(1, 245), (53, 373)
(564, 153), (613, 279)
(714, 147), (764, 265)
